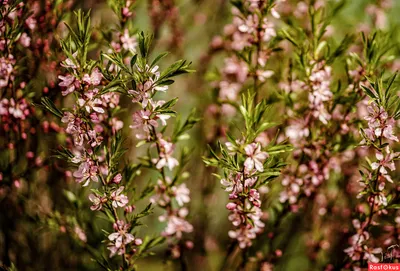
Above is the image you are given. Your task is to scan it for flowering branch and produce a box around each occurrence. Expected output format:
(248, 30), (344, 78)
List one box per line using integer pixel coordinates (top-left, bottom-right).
(344, 75), (400, 269)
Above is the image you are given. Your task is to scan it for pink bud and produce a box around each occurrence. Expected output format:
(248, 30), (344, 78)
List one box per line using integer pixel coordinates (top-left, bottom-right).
(125, 205), (135, 213)
(275, 249), (282, 257)
(113, 173), (122, 184)
(211, 36), (223, 49)
(26, 151), (34, 159)
(35, 157), (43, 166)
(185, 241), (194, 249)
(226, 202), (237, 210)
(42, 121), (49, 133)
(290, 205), (299, 213)
(50, 122), (60, 131)
(122, 7), (132, 17)
(134, 238), (142, 246)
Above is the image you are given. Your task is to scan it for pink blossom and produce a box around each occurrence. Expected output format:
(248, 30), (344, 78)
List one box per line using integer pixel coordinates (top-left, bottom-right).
(308, 63), (333, 124)
(120, 29), (137, 52)
(220, 174), (243, 194)
(88, 193), (107, 211)
(111, 117), (124, 133)
(161, 213), (194, 239)
(58, 74), (80, 96)
(61, 112), (85, 146)
(223, 57), (249, 83)
(244, 143), (269, 172)
(371, 147), (398, 183)
(111, 186), (129, 208)
(248, 189), (261, 207)
(279, 176), (302, 204)
(219, 81), (241, 101)
(150, 179), (171, 206)
(82, 68), (102, 86)
(87, 130), (103, 147)
(261, 18), (276, 42)
(19, 33), (31, 47)
(156, 138), (179, 170)
(101, 92), (120, 108)
(285, 120), (310, 142)
(129, 81), (153, 107)
(227, 205), (265, 249)
(130, 110), (158, 139)
(237, 14), (258, 34)
(74, 226), (87, 242)
(25, 16), (37, 30)
(172, 183), (190, 206)
(364, 103), (398, 142)
(256, 69), (274, 82)
(61, 52), (79, 69)
(2, 98), (29, 119)
(228, 227), (257, 248)
(78, 89), (105, 113)
(0, 55), (15, 88)
(0, 98), (9, 115)
(73, 160), (99, 186)
(107, 220), (135, 257)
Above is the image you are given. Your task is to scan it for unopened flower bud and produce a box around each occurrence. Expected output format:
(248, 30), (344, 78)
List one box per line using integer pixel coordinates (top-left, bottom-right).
(226, 202), (237, 210)
(185, 241), (194, 249)
(125, 205), (135, 213)
(113, 173), (122, 184)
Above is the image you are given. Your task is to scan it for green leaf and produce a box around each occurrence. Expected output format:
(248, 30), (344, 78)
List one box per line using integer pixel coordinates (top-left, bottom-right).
(40, 97), (64, 118)
(138, 31), (153, 58)
(63, 190), (78, 204)
(151, 52), (169, 67)
(130, 54), (138, 68)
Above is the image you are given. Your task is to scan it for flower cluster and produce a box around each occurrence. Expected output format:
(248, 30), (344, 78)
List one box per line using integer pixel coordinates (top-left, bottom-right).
(344, 78), (400, 269)
(123, 33), (196, 258)
(51, 6), (198, 267)
(108, 219), (142, 257)
(2, 0), (400, 270)
(222, 164), (266, 248)
(279, 53), (340, 207)
(205, 0), (282, 140)
(203, 0), (289, 265)
(151, 178), (193, 245)
(205, 92), (289, 251)
(55, 12), (143, 263)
